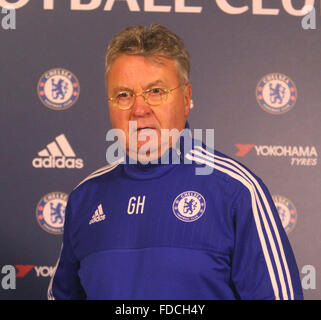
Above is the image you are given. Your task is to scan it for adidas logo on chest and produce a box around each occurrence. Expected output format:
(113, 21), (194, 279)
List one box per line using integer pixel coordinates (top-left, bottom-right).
(89, 204), (106, 225)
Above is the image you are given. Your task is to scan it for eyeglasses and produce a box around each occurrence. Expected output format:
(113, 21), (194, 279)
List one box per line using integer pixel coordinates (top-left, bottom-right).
(108, 84), (185, 110)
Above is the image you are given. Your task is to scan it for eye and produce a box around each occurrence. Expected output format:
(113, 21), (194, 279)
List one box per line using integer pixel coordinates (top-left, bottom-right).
(117, 91), (131, 99)
(149, 88), (166, 95)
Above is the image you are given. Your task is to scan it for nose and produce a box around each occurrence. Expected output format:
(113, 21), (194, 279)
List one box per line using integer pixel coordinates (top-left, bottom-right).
(131, 94), (152, 117)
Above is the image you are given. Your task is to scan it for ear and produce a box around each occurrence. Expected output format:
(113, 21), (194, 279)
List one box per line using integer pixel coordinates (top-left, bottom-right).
(183, 83), (192, 116)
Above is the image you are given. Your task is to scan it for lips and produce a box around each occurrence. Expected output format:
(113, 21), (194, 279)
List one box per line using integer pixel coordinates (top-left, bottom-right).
(136, 127), (156, 137)
(137, 127), (154, 131)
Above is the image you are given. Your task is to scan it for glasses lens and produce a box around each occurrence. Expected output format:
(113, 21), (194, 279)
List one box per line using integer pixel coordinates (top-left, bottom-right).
(117, 91), (133, 109)
(146, 88), (167, 105)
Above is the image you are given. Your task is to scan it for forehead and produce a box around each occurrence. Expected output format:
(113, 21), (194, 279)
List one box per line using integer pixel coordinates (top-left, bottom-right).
(107, 54), (180, 90)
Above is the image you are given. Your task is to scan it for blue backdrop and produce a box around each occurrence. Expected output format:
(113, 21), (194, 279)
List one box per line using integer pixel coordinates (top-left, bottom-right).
(0, 0), (320, 300)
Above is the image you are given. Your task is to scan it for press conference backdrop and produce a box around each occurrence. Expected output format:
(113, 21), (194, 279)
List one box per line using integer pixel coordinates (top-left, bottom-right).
(0, 0), (320, 300)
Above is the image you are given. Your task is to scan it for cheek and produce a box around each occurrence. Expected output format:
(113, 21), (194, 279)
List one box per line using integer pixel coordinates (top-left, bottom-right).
(109, 108), (128, 130)
(162, 102), (186, 127)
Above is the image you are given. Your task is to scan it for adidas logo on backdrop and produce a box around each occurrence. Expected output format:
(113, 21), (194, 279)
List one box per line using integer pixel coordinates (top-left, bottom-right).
(32, 134), (84, 169)
(89, 204), (106, 225)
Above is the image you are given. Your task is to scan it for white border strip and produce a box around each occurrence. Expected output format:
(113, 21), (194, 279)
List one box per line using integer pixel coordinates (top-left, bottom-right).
(186, 148), (293, 300)
(193, 146), (294, 299)
(74, 159), (124, 190)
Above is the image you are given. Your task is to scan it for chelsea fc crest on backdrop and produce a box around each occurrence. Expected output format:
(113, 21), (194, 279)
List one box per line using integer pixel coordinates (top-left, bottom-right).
(172, 191), (206, 222)
(36, 192), (68, 235)
(256, 73), (297, 114)
(272, 194), (297, 234)
(37, 68), (80, 110)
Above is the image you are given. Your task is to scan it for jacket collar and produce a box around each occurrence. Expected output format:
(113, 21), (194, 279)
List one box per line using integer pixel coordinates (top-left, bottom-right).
(122, 122), (194, 180)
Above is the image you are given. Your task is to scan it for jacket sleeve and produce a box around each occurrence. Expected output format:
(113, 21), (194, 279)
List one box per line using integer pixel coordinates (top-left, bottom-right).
(47, 200), (86, 300)
(230, 178), (303, 300)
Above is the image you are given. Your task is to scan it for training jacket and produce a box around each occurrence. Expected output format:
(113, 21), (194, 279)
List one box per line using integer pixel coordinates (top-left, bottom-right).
(48, 128), (303, 300)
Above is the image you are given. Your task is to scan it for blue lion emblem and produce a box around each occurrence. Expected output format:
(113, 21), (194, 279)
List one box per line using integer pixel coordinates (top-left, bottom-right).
(269, 82), (286, 104)
(50, 202), (64, 224)
(51, 78), (68, 100)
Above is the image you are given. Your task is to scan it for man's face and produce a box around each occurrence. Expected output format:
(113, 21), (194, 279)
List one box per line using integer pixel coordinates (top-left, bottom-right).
(106, 54), (192, 160)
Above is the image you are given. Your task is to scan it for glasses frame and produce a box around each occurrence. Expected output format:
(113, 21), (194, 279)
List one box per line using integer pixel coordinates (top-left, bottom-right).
(108, 84), (186, 110)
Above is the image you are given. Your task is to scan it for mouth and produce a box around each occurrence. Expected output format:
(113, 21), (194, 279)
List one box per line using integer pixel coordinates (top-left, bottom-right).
(134, 127), (158, 141)
(136, 127), (156, 133)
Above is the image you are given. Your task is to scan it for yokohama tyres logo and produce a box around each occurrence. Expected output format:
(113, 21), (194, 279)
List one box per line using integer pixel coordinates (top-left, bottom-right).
(15, 265), (56, 278)
(235, 144), (255, 157)
(235, 144), (318, 166)
(1, 265), (56, 290)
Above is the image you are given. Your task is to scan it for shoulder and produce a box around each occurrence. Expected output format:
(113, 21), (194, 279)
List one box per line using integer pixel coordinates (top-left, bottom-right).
(73, 159), (124, 191)
(185, 143), (265, 192)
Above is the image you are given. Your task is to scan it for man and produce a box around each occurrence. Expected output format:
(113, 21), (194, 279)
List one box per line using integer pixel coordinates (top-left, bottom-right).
(48, 24), (303, 300)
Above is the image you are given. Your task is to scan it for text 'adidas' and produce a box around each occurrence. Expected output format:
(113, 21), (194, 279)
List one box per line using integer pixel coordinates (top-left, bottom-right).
(32, 134), (84, 169)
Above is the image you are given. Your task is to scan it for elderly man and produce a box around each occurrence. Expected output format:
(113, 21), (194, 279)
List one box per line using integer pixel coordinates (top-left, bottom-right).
(48, 24), (303, 300)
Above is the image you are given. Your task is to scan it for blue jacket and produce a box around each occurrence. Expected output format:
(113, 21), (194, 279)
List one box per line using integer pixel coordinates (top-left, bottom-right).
(48, 130), (303, 300)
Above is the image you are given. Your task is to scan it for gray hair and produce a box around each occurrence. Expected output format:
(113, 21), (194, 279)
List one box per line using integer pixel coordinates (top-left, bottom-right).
(105, 24), (190, 84)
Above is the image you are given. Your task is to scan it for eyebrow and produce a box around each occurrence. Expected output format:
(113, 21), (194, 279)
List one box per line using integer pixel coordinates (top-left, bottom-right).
(143, 80), (166, 89)
(111, 80), (166, 95)
(111, 86), (132, 95)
